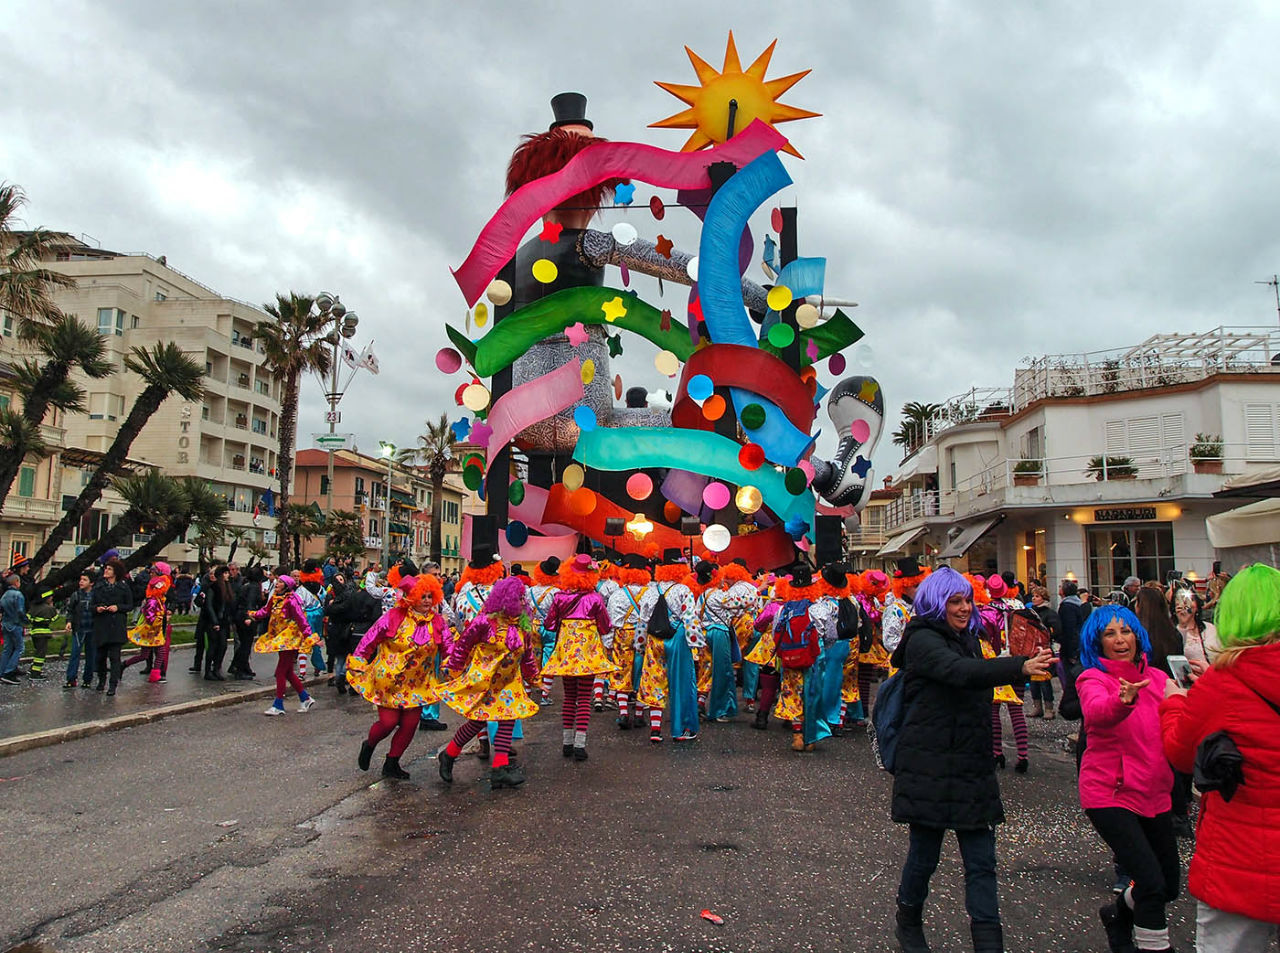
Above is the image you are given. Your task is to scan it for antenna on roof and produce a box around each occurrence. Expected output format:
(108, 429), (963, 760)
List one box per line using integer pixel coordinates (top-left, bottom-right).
(1256, 274), (1280, 327)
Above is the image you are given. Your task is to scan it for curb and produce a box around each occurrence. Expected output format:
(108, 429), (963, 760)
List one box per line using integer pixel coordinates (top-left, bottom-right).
(0, 674), (326, 759)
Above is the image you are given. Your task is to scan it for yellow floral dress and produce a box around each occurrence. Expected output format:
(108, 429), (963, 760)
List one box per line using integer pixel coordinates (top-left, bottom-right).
(127, 598), (167, 647)
(543, 590), (616, 678)
(841, 649), (860, 704)
(345, 608), (445, 709)
(637, 633), (669, 709)
(252, 593), (320, 654)
(435, 613), (539, 721)
(982, 639), (1023, 704)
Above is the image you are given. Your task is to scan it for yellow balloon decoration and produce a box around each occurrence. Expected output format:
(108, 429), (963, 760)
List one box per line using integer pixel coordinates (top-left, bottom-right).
(654, 349), (680, 376)
(474, 302), (489, 328)
(735, 485), (763, 515)
(486, 279), (513, 306)
(766, 285), (793, 312)
(532, 258), (558, 284)
(581, 359), (595, 385)
(795, 303), (820, 328)
(461, 383), (491, 412)
(562, 463), (585, 492)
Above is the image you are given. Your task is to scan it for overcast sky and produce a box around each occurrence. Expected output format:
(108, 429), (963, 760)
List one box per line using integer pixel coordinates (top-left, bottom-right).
(4, 1), (1279, 481)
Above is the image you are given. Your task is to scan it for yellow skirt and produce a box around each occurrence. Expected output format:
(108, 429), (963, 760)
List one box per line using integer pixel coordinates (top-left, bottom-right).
(435, 642), (539, 721)
(859, 640), (890, 667)
(774, 667), (805, 720)
(543, 617), (616, 678)
(345, 638), (440, 709)
(128, 616), (165, 648)
(254, 617), (319, 655)
(744, 629), (776, 667)
(611, 632), (638, 694)
(980, 640), (1024, 704)
(637, 636), (669, 709)
(841, 652), (860, 704)
(695, 643), (712, 694)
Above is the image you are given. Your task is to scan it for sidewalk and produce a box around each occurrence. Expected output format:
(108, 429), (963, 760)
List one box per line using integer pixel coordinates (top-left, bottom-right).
(0, 644), (325, 756)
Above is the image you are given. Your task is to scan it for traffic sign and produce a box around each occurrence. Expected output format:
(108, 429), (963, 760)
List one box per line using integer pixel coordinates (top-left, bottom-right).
(313, 433), (354, 450)
(325, 410), (341, 424)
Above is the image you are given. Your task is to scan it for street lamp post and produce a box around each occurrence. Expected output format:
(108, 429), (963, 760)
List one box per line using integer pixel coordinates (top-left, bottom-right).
(379, 441), (396, 571)
(315, 292), (360, 517)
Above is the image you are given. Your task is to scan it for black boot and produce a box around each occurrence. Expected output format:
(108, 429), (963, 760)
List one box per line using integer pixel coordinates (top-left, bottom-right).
(562, 743), (574, 757)
(438, 750), (456, 784)
(381, 756), (410, 780)
(894, 902), (930, 953)
(752, 707), (768, 730)
(970, 921), (1004, 953)
(358, 741), (374, 772)
(489, 764), (526, 789)
(1100, 898), (1136, 953)
(573, 745), (588, 761)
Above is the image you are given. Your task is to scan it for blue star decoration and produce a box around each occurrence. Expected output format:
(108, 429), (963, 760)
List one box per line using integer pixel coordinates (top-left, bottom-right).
(851, 456), (872, 478)
(613, 182), (635, 206)
(607, 334), (624, 357)
(450, 418), (471, 440)
(784, 515), (810, 541)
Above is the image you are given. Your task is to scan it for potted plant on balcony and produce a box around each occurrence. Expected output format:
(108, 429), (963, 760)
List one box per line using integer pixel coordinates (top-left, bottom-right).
(1085, 455), (1138, 481)
(1012, 458), (1043, 486)
(1190, 433), (1224, 474)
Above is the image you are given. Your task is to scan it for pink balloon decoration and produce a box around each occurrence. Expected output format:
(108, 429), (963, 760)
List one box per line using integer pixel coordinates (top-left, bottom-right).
(702, 481), (731, 511)
(850, 419), (871, 443)
(435, 347), (462, 373)
(797, 459), (815, 484)
(828, 353), (847, 375)
(626, 472), (653, 501)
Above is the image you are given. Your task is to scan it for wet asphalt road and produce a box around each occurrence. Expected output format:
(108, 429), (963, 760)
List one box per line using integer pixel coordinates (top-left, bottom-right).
(0, 686), (1224, 953)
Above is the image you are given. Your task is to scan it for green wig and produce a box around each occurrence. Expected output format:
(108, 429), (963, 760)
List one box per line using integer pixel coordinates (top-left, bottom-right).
(1215, 563), (1280, 648)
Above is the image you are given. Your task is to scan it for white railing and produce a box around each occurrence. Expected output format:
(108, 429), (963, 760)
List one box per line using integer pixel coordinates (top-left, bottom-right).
(883, 490), (945, 531)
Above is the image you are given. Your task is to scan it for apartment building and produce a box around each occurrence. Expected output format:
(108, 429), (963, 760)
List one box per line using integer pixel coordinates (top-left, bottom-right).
(4, 236), (282, 566)
(879, 326), (1280, 591)
(0, 357), (68, 563)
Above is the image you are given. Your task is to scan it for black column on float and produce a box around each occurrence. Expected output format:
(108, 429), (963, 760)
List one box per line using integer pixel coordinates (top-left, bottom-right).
(482, 260), (517, 555)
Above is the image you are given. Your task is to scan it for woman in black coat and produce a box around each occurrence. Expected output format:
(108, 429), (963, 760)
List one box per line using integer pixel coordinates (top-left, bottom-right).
(91, 558), (135, 695)
(889, 567), (1052, 953)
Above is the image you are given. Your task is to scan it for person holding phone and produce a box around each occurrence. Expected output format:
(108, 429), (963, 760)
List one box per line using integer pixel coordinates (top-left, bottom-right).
(1076, 605), (1179, 953)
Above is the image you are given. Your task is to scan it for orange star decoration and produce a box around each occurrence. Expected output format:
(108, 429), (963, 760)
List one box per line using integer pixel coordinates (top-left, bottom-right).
(601, 296), (627, 323)
(655, 234), (674, 259)
(650, 33), (819, 159)
(539, 220), (563, 243)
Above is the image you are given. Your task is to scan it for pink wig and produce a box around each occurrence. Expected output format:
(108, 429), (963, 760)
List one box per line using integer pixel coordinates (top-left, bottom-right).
(484, 575), (528, 619)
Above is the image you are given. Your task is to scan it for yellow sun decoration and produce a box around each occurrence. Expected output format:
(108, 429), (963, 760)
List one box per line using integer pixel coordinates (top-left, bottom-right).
(651, 32), (819, 158)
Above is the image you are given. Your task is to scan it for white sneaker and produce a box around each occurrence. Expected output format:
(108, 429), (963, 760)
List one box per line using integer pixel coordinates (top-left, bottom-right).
(297, 697), (316, 712)
(263, 705), (286, 716)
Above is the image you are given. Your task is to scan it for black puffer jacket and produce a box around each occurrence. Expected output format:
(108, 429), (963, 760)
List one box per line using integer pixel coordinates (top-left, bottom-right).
(890, 616), (1027, 830)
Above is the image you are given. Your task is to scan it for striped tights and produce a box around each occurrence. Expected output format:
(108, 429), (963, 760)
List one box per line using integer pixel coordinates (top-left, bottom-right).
(447, 719), (516, 767)
(561, 675), (593, 748)
(992, 702), (1029, 759)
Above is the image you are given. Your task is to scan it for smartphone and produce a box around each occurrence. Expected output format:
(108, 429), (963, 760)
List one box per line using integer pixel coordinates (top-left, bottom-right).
(1166, 569), (1182, 584)
(1166, 654), (1194, 690)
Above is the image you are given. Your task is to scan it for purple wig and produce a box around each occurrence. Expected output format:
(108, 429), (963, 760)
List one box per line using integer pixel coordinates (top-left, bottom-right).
(483, 575), (528, 617)
(911, 567), (981, 637)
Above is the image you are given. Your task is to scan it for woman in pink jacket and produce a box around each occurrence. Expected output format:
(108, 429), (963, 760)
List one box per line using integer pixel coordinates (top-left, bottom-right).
(542, 555), (613, 761)
(1077, 604), (1179, 953)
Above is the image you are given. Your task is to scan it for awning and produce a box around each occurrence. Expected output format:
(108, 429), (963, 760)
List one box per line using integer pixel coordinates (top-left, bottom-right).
(937, 515), (1003, 560)
(876, 526), (926, 557)
(1214, 465), (1280, 499)
(1206, 498), (1280, 549)
(891, 445), (938, 489)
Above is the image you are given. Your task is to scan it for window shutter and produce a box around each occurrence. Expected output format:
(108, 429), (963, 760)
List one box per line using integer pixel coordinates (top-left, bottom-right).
(1244, 403), (1279, 461)
(1161, 413), (1187, 475)
(18, 466), (36, 498)
(1104, 420), (1128, 455)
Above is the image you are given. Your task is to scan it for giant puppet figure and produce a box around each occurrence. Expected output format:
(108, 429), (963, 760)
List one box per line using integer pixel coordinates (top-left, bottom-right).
(444, 35), (885, 571)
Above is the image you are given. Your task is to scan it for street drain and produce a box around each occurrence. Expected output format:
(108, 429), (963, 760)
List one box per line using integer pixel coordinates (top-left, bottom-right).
(708, 784), (737, 792)
(699, 842), (740, 852)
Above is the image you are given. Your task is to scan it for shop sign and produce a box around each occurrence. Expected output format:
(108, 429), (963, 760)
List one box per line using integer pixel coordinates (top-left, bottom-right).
(1093, 506), (1157, 522)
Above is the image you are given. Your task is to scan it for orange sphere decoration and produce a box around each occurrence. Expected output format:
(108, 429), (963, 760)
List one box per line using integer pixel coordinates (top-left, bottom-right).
(569, 487), (597, 516)
(799, 366), (817, 384)
(663, 500), (683, 523)
(702, 394), (726, 421)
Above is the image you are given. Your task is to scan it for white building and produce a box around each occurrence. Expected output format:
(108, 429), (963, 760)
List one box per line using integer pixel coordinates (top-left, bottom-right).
(880, 326), (1280, 591)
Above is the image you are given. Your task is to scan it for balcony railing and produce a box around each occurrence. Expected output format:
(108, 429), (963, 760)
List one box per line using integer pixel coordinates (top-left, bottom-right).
(882, 491), (945, 531)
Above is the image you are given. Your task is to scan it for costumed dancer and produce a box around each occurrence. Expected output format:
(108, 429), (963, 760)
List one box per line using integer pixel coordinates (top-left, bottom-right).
(853, 570), (892, 725)
(604, 554), (650, 730)
(593, 561), (621, 710)
(637, 555), (705, 744)
(528, 556), (561, 704)
(125, 563), (173, 682)
(295, 561), (328, 678)
(815, 564), (857, 735)
(745, 581), (783, 729)
(701, 561), (760, 722)
(978, 574), (1030, 774)
(453, 552), (511, 756)
(437, 575), (540, 789)
(348, 569), (449, 780)
(248, 574), (319, 715)
(686, 561), (720, 716)
(883, 557), (930, 657)
(741, 574), (776, 715)
(543, 554), (613, 760)
(769, 563), (839, 752)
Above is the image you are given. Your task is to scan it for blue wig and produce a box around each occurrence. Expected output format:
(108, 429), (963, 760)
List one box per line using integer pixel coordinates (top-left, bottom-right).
(911, 566), (982, 637)
(1079, 604), (1151, 671)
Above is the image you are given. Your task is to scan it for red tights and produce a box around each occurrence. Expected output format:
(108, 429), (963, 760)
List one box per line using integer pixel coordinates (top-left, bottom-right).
(367, 706), (421, 758)
(560, 675), (594, 733)
(274, 650), (306, 699)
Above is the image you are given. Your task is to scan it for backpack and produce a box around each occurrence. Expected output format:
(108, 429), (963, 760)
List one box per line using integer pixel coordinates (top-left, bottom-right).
(353, 588), (381, 625)
(836, 597), (860, 642)
(647, 589), (674, 641)
(773, 599), (821, 669)
(870, 668), (906, 773)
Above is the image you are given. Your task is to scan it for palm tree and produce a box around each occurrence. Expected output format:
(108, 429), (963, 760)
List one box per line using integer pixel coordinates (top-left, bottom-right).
(282, 501), (323, 563)
(0, 182), (75, 323)
(891, 401), (944, 458)
(0, 314), (112, 512)
(27, 341), (206, 573)
(324, 509), (365, 562)
(40, 470), (182, 596)
(257, 292), (333, 568)
(124, 478), (227, 577)
(396, 413), (458, 566)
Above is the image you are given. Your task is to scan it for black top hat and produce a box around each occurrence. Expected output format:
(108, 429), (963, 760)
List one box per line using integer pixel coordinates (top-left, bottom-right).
(469, 539), (498, 571)
(550, 92), (593, 131)
(661, 548), (685, 565)
(538, 556), (561, 576)
(694, 560), (717, 585)
(894, 557), (923, 578)
(790, 563), (814, 588)
(821, 563), (848, 589)
(620, 553), (648, 571)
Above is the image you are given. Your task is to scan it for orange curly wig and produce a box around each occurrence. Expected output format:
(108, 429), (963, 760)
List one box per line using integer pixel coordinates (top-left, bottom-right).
(460, 561), (505, 589)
